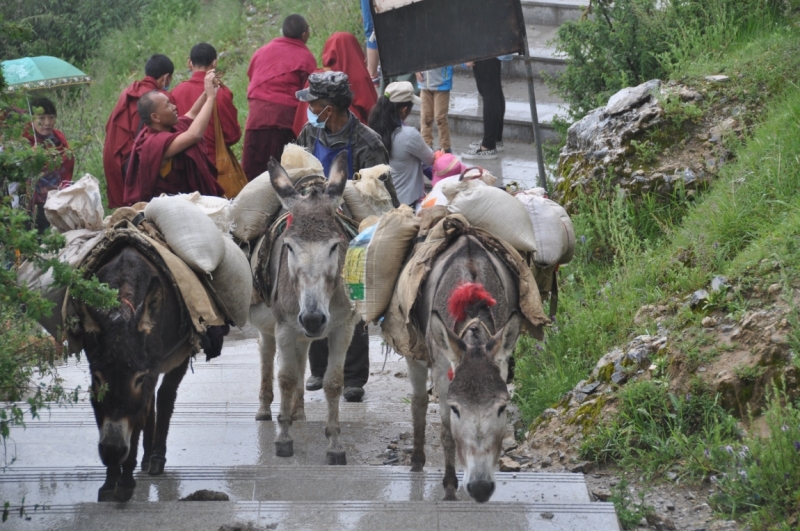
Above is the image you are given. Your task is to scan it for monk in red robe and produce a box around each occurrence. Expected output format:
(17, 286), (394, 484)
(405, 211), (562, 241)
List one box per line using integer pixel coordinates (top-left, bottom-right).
(123, 70), (224, 205)
(171, 42), (241, 169)
(103, 54), (176, 208)
(23, 97), (75, 233)
(242, 14), (317, 180)
(291, 32), (377, 136)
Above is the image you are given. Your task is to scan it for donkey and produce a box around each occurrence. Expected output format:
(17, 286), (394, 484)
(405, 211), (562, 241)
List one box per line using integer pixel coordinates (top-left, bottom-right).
(249, 152), (358, 464)
(75, 246), (196, 502)
(408, 234), (522, 502)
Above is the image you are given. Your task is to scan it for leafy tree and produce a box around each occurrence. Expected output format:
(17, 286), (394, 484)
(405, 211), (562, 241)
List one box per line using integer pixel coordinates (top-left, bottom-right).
(0, 13), (116, 463)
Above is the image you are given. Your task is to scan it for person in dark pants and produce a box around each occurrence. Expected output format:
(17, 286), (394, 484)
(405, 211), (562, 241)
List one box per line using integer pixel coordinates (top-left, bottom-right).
(294, 72), (391, 402)
(462, 57), (505, 161)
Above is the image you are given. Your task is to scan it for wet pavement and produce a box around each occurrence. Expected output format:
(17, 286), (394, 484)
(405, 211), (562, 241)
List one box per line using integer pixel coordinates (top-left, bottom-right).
(0, 327), (620, 530)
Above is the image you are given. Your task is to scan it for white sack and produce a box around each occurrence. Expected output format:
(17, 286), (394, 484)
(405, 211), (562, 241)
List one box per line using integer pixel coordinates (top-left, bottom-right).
(230, 146), (323, 242)
(209, 237), (253, 327)
(144, 196), (225, 274)
(516, 188), (576, 266)
(420, 169), (496, 209)
(175, 192), (232, 233)
(447, 186), (538, 252)
(43, 174), (105, 233)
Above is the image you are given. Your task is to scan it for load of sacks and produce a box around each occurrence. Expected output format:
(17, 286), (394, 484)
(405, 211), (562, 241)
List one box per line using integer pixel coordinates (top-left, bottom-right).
(344, 169), (576, 325)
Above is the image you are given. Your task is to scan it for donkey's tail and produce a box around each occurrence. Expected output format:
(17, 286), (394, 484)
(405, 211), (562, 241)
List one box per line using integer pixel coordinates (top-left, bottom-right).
(447, 283), (496, 323)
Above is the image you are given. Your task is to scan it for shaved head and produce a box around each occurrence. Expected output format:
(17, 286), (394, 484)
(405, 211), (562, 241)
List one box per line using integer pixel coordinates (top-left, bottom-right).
(138, 91), (161, 126)
(137, 90), (176, 129)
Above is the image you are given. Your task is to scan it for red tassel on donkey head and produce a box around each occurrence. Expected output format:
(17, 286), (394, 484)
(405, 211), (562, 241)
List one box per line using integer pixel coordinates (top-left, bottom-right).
(447, 283), (496, 323)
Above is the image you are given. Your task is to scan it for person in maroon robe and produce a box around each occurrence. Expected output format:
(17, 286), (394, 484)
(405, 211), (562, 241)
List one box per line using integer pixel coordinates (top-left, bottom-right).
(123, 70), (224, 205)
(23, 97), (75, 232)
(171, 42), (241, 169)
(241, 14), (317, 180)
(103, 54), (176, 208)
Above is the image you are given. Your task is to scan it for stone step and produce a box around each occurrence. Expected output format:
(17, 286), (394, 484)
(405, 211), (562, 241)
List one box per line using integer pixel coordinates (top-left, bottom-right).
(452, 24), (566, 80)
(7, 500), (621, 531)
(522, 0), (587, 26)
(0, 465), (592, 505)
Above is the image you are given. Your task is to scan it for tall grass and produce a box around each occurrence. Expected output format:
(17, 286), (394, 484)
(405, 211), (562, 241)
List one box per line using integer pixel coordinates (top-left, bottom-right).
(514, 26), (800, 424)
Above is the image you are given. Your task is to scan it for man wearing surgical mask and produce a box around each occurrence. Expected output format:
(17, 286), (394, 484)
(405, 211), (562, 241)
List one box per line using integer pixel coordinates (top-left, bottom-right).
(294, 71), (390, 403)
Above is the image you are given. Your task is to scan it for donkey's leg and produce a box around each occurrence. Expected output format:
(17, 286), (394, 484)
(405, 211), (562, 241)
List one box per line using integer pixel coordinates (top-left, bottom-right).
(274, 327), (302, 457)
(407, 358), (429, 472)
(322, 324), (352, 465)
(292, 350), (307, 422)
(114, 425), (141, 502)
(433, 363), (458, 500)
(141, 390), (156, 472)
(256, 331), (276, 421)
(97, 465), (121, 502)
(148, 355), (190, 476)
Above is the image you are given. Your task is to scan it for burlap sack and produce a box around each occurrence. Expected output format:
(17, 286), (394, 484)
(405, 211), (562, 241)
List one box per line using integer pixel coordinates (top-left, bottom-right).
(447, 186), (538, 252)
(344, 205), (420, 322)
(176, 192), (232, 234)
(144, 196), (226, 275)
(516, 188), (576, 266)
(209, 237), (253, 327)
(230, 146), (323, 242)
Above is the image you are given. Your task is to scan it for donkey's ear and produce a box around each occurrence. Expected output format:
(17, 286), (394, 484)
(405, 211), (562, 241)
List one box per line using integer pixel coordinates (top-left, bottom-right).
(429, 310), (465, 367)
(325, 151), (348, 202)
(135, 277), (163, 335)
(268, 157), (299, 209)
(487, 312), (522, 380)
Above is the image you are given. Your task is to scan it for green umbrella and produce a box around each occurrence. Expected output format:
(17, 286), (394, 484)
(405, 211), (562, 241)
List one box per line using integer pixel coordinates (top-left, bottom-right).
(1, 56), (92, 92)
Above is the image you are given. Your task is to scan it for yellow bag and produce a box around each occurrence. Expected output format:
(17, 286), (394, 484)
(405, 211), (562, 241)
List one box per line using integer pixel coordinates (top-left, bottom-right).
(213, 102), (247, 199)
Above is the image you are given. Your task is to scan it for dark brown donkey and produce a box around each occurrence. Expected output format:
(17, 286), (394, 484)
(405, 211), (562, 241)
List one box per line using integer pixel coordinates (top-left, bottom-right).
(75, 246), (195, 502)
(409, 235), (522, 503)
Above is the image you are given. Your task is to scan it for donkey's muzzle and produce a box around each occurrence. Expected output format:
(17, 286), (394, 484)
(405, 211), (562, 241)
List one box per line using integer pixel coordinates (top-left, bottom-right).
(98, 419), (131, 465)
(299, 311), (327, 337)
(466, 480), (495, 503)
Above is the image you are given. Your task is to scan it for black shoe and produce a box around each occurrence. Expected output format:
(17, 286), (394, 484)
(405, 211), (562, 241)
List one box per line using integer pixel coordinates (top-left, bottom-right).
(343, 386), (365, 402)
(305, 375), (323, 391)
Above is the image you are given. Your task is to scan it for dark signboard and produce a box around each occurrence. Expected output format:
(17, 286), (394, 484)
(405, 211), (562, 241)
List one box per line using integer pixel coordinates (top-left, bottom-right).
(371, 0), (525, 77)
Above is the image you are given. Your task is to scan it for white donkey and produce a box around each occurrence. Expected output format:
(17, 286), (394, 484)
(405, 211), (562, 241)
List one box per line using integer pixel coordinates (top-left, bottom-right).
(249, 152), (358, 464)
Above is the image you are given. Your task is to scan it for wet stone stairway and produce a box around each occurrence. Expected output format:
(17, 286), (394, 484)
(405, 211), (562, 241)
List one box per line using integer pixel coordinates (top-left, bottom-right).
(1, 324), (619, 530)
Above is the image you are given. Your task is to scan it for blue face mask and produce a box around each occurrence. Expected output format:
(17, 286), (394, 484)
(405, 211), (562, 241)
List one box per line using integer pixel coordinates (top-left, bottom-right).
(307, 106), (330, 129)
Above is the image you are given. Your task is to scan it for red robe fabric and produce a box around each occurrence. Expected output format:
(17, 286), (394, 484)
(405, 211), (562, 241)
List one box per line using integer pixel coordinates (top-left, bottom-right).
(103, 76), (176, 208)
(171, 71), (241, 167)
(23, 128), (75, 205)
(123, 116), (224, 205)
(246, 37), (316, 130)
(292, 32), (377, 136)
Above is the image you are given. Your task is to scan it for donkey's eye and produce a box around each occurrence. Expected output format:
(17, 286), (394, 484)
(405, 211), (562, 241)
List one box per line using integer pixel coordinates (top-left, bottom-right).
(329, 243), (339, 255)
(498, 405), (507, 417)
(135, 374), (147, 387)
(285, 243), (294, 254)
(450, 406), (460, 418)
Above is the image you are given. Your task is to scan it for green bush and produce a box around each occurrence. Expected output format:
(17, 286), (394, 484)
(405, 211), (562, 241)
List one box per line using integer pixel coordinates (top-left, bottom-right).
(581, 380), (742, 480)
(551, 0), (788, 119)
(710, 386), (800, 529)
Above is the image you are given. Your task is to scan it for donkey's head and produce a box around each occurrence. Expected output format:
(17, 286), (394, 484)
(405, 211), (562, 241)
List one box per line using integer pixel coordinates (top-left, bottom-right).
(269, 152), (348, 338)
(429, 310), (522, 503)
(78, 248), (164, 467)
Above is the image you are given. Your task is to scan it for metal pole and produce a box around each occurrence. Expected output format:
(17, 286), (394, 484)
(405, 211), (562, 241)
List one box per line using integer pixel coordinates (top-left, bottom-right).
(518, 19), (548, 193)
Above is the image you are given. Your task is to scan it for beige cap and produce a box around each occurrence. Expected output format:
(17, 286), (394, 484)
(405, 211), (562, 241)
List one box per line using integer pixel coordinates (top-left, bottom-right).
(384, 81), (421, 105)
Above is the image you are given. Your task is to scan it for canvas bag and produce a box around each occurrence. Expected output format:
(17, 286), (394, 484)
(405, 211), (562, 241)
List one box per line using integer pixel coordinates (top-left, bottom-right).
(213, 102), (248, 199)
(516, 188), (576, 266)
(43, 174), (105, 233)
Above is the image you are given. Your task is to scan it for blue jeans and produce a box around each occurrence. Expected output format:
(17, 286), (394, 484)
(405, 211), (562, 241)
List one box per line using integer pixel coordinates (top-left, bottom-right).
(360, 0), (378, 49)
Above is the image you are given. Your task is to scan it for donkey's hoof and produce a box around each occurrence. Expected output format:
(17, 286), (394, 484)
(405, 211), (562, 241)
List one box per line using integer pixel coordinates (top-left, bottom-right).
(98, 487), (116, 502)
(255, 409), (272, 421)
(275, 440), (294, 457)
(410, 462), (424, 473)
(148, 455), (166, 476)
(326, 450), (347, 465)
(113, 480), (136, 502)
(292, 411), (306, 422)
(140, 455), (151, 473)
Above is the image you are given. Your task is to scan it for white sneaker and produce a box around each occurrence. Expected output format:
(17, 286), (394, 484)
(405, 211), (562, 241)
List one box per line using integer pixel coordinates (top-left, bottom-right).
(468, 140), (504, 152)
(462, 147), (498, 160)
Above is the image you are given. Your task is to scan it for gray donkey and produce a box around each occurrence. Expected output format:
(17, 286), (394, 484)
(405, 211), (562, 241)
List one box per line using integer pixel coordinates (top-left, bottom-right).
(408, 234), (522, 502)
(249, 152), (358, 464)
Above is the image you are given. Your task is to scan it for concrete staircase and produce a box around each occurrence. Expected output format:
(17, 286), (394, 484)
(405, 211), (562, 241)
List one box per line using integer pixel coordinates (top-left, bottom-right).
(0, 326), (619, 530)
(408, 0), (586, 144)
